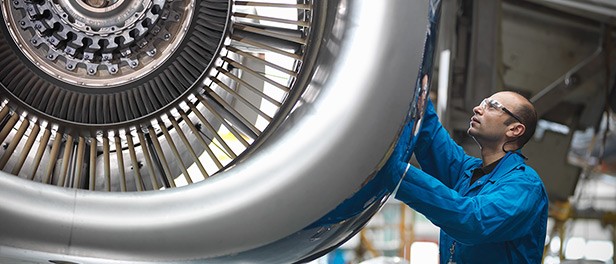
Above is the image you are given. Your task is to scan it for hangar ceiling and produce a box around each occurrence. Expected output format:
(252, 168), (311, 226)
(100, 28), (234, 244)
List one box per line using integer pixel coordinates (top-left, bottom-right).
(527, 0), (616, 26)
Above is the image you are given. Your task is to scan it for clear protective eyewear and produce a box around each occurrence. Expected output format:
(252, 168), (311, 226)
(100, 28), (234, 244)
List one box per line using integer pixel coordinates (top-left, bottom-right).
(480, 98), (524, 125)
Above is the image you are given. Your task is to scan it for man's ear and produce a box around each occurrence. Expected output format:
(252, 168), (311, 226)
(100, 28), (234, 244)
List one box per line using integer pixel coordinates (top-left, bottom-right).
(506, 123), (525, 138)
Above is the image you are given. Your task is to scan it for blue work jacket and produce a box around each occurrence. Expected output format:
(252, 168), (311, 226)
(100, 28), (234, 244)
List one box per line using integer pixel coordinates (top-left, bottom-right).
(395, 101), (548, 264)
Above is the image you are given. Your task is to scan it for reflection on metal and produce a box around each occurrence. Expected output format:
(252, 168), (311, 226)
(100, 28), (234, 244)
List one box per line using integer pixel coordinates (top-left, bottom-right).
(0, 0), (439, 263)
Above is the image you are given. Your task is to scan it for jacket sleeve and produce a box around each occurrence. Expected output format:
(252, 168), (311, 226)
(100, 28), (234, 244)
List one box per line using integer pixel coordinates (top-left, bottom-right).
(395, 162), (547, 245)
(413, 100), (475, 188)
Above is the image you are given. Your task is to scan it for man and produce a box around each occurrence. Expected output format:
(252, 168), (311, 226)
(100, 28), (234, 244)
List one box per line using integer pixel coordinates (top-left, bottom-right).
(395, 91), (548, 263)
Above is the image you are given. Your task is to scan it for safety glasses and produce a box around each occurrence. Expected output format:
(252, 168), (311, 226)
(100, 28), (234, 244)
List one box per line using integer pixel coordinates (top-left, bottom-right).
(480, 98), (524, 125)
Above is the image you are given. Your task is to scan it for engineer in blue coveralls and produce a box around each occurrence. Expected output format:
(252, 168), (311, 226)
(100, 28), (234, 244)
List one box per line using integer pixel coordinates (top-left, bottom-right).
(395, 91), (549, 263)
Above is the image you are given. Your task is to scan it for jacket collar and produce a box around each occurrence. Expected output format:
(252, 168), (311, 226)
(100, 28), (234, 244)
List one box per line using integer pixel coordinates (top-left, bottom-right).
(463, 151), (526, 186)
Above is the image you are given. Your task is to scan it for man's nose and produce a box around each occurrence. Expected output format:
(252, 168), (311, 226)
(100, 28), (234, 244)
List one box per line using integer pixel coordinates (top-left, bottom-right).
(473, 105), (482, 114)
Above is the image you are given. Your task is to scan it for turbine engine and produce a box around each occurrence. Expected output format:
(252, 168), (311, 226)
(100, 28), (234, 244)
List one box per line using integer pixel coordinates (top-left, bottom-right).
(0, 0), (439, 262)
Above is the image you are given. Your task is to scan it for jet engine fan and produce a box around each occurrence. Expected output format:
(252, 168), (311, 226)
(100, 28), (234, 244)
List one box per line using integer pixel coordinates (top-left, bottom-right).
(0, 0), (439, 262)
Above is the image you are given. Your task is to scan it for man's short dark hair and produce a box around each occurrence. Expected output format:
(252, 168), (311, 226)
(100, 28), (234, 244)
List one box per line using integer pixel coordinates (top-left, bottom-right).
(503, 93), (537, 148)
(516, 102), (537, 147)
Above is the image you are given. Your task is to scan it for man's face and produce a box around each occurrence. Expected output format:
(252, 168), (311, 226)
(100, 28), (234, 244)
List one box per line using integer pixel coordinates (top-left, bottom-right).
(467, 93), (518, 143)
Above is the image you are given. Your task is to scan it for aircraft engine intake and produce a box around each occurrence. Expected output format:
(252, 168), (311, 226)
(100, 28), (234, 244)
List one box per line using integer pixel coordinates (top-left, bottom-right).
(0, 0), (439, 262)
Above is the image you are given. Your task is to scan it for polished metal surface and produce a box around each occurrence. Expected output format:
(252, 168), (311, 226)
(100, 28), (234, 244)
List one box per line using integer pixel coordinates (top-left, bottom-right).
(0, 0), (438, 262)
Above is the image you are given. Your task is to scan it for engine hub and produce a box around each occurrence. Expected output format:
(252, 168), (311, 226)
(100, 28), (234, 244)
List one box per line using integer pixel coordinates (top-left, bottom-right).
(4, 0), (193, 87)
